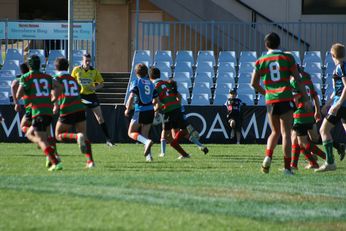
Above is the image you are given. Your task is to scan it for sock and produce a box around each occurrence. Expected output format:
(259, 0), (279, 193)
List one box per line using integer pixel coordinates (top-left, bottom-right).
(303, 143), (318, 167)
(160, 139), (166, 154)
(44, 146), (58, 165)
(265, 149), (273, 159)
(58, 133), (78, 142)
(284, 156), (291, 170)
(85, 140), (93, 162)
(189, 136), (203, 148)
(291, 144), (300, 168)
(171, 130), (186, 146)
(170, 142), (188, 156)
(310, 143), (326, 160)
(129, 132), (149, 145)
(323, 140), (334, 164)
(21, 126), (28, 134)
(100, 122), (110, 140)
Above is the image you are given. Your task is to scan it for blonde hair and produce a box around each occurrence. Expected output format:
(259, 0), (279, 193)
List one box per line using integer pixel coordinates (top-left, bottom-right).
(331, 43), (345, 59)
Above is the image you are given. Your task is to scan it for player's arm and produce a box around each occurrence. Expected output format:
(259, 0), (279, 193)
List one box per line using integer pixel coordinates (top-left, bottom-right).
(90, 70), (104, 91)
(311, 92), (322, 122)
(251, 70), (265, 95)
(11, 79), (21, 112)
(51, 79), (63, 102)
(125, 93), (134, 117)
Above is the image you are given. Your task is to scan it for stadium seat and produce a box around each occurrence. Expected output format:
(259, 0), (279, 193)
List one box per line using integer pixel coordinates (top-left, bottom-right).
(256, 95), (266, 106)
(190, 93), (210, 105)
(324, 74), (333, 87)
(175, 50), (194, 65)
(72, 60), (83, 68)
(313, 83), (323, 97)
(133, 50), (152, 66)
(154, 61), (172, 76)
(180, 93), (189, 105)
(238, 93), (255, 105)
(0, 91), (10, 104)
(218, 51), (237, 64)
(2, 60), (21, 76)
(304, 62), (322, 74)
(303, 51), (322, 65)
(174, 62), (193, 76)
(309, 73), (323, 84)
(195, 61), (214, 76)
(324, 62), (335, 75)
(5, 48), (24, 63)
(324, 51), (334, 66)
(154, 50), (173, 65)
(216, 72), (235, 85)
(160, 72), (170, 80)
(28, 49), (46, 67)
(197, 50), (215, 66)
(218, 62), (236, 75)
(176, 82), (190, 96)
(0, 70), (16, 80)
(174, 72), (192, 88)
(237, 83), (255, 95)
(48, 50), (66, 62)
(213, 93), (228, 105)
(0, 80), (12, 94)
(237, 73), (252, 84)
(45, 61), (56, 71)
(238, 62), (255, 74)
(73, 49), (87, 59)
(239, 51), (257, 63)
(214, 82), (233, 94)
(192, 82), (212, 97)
(324, 84), (333, 99)
(194, 72), (213, 86)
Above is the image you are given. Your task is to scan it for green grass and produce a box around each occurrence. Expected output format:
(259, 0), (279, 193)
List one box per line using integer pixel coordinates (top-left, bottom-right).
(1, 143), (346, 230)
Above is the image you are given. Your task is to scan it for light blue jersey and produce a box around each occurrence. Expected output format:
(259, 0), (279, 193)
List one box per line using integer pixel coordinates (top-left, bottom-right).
(333, 62), (346, 107)
(130, 77), (158, 111)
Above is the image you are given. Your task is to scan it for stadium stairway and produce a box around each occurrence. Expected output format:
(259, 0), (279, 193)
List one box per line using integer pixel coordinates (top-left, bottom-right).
(97, 72), (130, 105)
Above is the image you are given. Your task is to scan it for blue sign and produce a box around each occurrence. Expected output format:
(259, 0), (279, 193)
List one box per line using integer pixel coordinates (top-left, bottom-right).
(0, 22), (5, 39)
(7, 22), (93, 40)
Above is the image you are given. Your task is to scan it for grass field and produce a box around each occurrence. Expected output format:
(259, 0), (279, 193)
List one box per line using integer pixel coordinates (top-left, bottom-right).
(1, 143), (346, 231)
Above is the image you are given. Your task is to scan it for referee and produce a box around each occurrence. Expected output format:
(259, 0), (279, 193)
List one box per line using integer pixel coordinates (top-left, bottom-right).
(71, 53), (114, 147)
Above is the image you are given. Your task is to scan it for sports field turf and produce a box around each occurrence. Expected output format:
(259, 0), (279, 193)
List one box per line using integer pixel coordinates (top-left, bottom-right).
(0, 143), (346, 230)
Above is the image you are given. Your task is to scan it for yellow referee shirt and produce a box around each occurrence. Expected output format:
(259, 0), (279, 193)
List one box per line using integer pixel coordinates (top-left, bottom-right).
(71, 66), (104, 95)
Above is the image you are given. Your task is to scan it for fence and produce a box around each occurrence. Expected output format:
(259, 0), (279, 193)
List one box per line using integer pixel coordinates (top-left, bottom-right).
(137, 21), (346, 59)
(0, 20), (96, 64)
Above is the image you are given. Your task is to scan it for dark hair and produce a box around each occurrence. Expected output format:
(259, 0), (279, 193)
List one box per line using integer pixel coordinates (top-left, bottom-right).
(229, 89), (237, 95)
(83, 53), (91, 59)
(28, 55), (41, 70)
(135, 63), (148, 78)
(55, 57), (69, 71)
(20, 62), (29, 74)
(264, 32), (280, 49)
(149, 67), (161, 80)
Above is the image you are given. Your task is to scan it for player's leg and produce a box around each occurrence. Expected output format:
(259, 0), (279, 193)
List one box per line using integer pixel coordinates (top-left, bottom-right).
(170, 110), (191, 159)
(229, 119), (235, 139)
(297, 135), (319, 169)
(307, 126), (326, 161)
(75, 119), (94, 168)
(159, 129), (167, 157)
(91, 105), (114, 146)
(280, 110), (293, 174)
(186, 124), (208, 154)
(290, 129), (300, 170)
(141, 123), (154, 161)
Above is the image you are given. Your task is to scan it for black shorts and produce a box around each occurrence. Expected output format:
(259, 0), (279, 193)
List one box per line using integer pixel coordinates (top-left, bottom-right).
(326, 107), (346, 125)
(292, 123), (314, 136)
(267, 101), (295, 116)
(132, 110), (154, 125)
(25, 111), (32, 120)
(59, 110), (86, 125)
(163, 108), (187, 130)
(80, 93), (100, 109)
(32, 115), (52, 132)
(228, 115), (242, 132)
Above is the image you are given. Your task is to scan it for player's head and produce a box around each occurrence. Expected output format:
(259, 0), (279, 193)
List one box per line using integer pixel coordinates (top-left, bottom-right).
(149, 67), (160, 80)
(55, 57), (69, 71)
(20, 62), (29, 75)
(264, 32), (280, 50)
(229, 89), (237, 98)
(135, 63), (148, 78)
(331, 43), (345, 63)
(28, 55), (41, 71)
(82, 53), (91, 69)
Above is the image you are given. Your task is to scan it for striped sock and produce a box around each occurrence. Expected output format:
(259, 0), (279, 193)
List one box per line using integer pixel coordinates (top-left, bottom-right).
(310, 143), (326, 160)
(85, 140), (93, 162)
(291, 144), (300, 168)
(265, 149), (273, 159)
(58, 133), (78, 142)
(303, 144), (318, 167)
(44, 146), (58, 165)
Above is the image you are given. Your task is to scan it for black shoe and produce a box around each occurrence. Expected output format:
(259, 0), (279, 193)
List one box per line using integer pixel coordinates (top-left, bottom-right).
(337, 143), (345, 161)
(106, 139), (115, 147)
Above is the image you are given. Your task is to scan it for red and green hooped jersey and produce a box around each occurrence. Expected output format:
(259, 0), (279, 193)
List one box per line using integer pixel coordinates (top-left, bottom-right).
(291, 71), (316, 124)
(19, 70), (53, 118)
(153, 79), (181, 113)
(54, 71), (85, 117)
(255, 51), (296, 104)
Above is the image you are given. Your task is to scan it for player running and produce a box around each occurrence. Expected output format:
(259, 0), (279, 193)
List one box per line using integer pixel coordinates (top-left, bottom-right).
(316, 43), (346, 172)
(125, 63), (158, 161)
(53, 57), (95, 168)
(251, 32), (311, 175)
(16, 55), (63, 171)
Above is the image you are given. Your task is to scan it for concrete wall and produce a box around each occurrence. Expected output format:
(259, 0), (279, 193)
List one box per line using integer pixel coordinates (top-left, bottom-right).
(0, 0), (18, 19)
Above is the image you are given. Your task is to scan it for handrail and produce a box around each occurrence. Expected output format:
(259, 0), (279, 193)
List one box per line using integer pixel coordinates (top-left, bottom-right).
(235, 0), (310, 50)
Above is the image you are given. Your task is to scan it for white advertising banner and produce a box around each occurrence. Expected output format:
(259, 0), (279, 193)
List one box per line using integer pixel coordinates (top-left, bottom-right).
(0, 22), (5, 39)
(7, 22), (93, 40)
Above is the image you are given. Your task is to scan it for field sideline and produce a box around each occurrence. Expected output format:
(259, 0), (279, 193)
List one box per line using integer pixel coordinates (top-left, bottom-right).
(1, 143), (346, 230)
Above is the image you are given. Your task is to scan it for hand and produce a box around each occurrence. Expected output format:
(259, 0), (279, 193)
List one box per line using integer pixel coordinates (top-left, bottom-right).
(314, 111), (322, 122)
(14, 103), (21, 112)
(328, 104), (340, 116)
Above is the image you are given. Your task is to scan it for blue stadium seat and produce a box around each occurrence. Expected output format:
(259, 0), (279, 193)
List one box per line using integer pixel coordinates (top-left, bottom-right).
(175, 50), (194, 65)
(237, 73), (252, 84)
(194, 72), (213, 86)
(309, 73), (323, 85)
(154, 61), (172, 76)
(238, 62), (255, 74)
(176, 81), (190, 96)
(304, 62), (322, 74)
(239, 51), (257, 63)
(2, 60), (21, 76)
(133, 50), (152, 66)
(324, 74), (333, 87)
(325, 62), (335, 75)
(216, 72), (235, 85)
(195, 61), (214, 76)
(192, 82), (212, 97)
(154, 50), (173, 65)
(174, 72), (192, 88)
(313, 83), (323, 97)
(218, 62), (236, 75)
(290, 51), (301, 65)
(175, 62), (193, 76)
(237, 83), (255, 95)
(324, 84), (333, 99)
(197, 50), (215, 66)
(214, 82), (233, 95)
(160, 72), (170, 80)
(0, 70), (16, 81)
(191, 93), (210, 105)
(179, 93), (189, 105)
(0, 80), (12, 94)
(324, 51), (333, 66)
(5, 48), (24, 63)
(218, 51), (237, 64)
(45, 61), (56, 71)
(0, 91), (10, 104)
(72, 60), (83, 68)
(257, 95), (266, 106)
(213, 93), (228, 105)
(28, 49), (46, 67)
(303, 51), (322, 65)
(48, 50), (66, 62)
(238, 93), (255, 105)
(73, 49), (87, 60)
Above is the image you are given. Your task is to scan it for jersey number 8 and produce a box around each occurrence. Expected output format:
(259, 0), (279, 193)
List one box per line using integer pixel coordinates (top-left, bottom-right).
(269, 62), (281, 82)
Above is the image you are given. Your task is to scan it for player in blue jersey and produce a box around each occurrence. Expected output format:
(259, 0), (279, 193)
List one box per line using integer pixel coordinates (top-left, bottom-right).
(125, 63), (159, 161)
(316, 43), (346, 172)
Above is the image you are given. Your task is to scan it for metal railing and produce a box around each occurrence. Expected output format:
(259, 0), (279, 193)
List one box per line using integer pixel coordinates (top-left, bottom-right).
(137, 21), (346, 60)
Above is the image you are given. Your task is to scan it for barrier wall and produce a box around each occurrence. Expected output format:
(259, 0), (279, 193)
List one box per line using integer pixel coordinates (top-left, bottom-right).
(1, 105), (345, 144)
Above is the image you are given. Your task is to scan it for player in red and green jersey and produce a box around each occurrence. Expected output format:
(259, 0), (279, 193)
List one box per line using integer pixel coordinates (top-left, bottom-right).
(251, 32), (311, 175)
(290, 65), (326, 170)
(16, 55), (63, 171)
(53, 57), (94, 168)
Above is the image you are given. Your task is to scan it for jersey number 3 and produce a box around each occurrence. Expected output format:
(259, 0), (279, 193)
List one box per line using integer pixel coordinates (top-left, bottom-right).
(33, 79), (50, 96)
